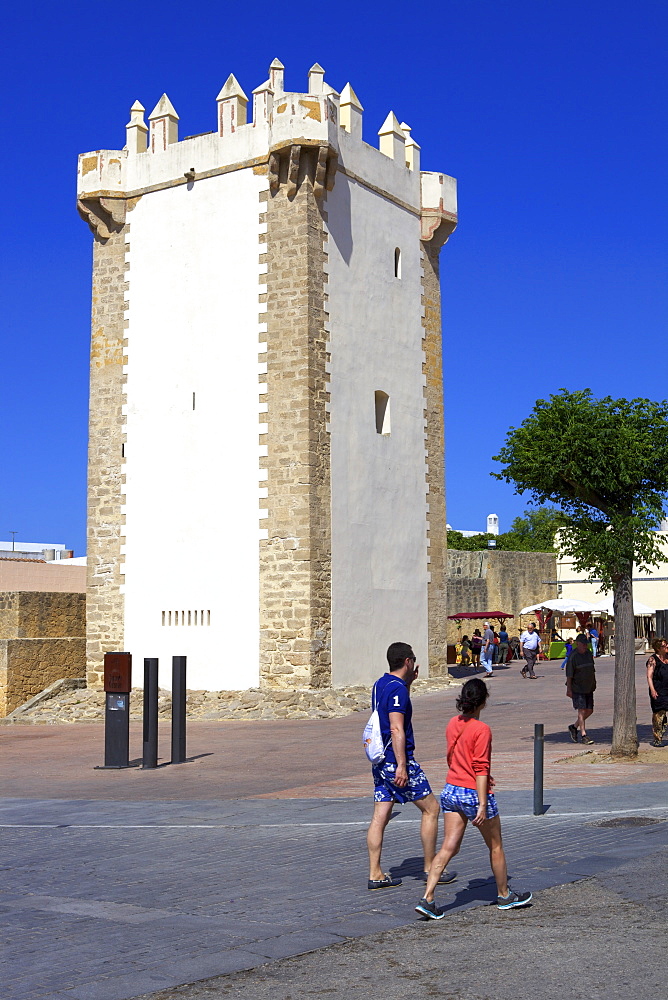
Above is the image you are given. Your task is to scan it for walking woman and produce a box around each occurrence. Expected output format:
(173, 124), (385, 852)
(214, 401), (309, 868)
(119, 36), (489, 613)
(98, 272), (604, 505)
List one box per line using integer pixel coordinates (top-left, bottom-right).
(415, 678), (532, 918)
(470, 630), (483, 670)
(647, 637), (668, 747)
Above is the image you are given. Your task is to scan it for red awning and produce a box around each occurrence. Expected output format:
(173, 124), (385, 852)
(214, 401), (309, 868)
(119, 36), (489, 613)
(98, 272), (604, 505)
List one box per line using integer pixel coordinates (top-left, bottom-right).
(447, 611), (514, 622)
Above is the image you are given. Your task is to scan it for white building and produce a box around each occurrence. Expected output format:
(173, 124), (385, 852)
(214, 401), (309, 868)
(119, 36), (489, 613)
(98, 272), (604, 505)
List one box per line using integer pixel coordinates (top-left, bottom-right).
(557, 535), (668, 613)
(446, 514), (499, 538)
(78, 60), (457, 691)
(0, 541), (73, 561)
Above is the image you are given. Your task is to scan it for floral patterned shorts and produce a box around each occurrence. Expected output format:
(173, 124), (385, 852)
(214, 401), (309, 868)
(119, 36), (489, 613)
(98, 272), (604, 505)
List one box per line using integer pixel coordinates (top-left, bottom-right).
(372, 759), (432, 804)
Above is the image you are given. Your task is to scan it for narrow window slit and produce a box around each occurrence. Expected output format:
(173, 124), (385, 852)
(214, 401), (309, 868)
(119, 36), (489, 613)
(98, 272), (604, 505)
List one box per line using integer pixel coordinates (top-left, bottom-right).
(375, 391), (391, 435)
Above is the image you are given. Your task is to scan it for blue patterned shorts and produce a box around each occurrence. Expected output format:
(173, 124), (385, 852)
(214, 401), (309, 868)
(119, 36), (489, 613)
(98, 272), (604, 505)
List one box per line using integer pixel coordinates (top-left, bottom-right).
(440, 782), (499, 820)
(372, 759), (432, 804)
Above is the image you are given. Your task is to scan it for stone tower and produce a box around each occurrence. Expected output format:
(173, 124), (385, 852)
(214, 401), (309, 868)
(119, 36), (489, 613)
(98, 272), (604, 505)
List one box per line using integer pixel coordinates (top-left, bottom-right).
(77, 60), (457, 692)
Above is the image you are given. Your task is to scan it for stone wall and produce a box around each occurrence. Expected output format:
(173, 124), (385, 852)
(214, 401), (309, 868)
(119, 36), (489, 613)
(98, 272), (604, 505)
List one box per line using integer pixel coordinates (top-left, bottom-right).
(0, 592), (86, 715)
(259, 156), (332, 689)
(0, 638), (87, 716)
(0, 592), (85, 640)
(446, 550), (557, 643)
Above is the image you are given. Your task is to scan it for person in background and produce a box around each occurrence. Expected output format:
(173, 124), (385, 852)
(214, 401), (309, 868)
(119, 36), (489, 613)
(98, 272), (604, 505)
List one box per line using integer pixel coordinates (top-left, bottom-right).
(497, 624), (509, 667)
(520, 622), (541, 679)
(460, 635), (471, 667)
(646, 637), (668, 747)
(565, 634), (596, 744)
(560, 636), (573, 670)
(470, 630), (483, 670)
(589, 625), (599, 657)
(481, 622), (495, 676)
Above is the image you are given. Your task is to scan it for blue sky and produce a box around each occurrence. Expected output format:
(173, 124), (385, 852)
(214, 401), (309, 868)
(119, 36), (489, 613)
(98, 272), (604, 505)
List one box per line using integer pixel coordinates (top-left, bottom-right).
(1, 0), (666, 553)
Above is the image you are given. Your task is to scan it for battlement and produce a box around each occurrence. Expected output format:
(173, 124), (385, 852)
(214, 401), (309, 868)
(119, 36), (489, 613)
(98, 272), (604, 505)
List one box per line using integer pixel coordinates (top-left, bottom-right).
(77, 59), (457, 243)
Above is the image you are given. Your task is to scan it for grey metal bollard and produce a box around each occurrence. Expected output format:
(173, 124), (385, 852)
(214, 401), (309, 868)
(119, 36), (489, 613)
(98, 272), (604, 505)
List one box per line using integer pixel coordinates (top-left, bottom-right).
(142, 658), (159, 769)
(533, 723), (544, 815)
(171, 656), (187, 764)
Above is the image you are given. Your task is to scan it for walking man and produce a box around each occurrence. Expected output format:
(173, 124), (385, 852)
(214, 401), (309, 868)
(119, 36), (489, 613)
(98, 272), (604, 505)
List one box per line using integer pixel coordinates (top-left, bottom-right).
(566, 633), (596, 744)
(366, 642), (456, 890)
(589, 625), (599, 657)
(481, 622), (495, 676)
(520, 622), (541, 678)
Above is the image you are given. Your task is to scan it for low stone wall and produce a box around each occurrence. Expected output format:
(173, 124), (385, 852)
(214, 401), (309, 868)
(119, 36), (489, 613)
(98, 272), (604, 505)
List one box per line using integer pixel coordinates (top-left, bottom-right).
(446, 550), (557, 644)
(1, 675), (459, 724)
(0, 638), (87, 716)
(0, 592), (85, 640)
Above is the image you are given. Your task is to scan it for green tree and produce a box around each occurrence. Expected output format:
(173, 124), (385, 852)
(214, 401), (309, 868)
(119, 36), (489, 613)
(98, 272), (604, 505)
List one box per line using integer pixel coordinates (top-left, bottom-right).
(503, 507), (568, 551)
(447, 507), (566, 552)
(493, 389), (668, 758)
(446, 530), (497, 551)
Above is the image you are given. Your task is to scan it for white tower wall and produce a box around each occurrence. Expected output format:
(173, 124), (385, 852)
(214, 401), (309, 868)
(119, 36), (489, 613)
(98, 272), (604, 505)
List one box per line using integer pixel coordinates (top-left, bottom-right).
(121, 169), (267, 690)
(327, 172), (429, 684)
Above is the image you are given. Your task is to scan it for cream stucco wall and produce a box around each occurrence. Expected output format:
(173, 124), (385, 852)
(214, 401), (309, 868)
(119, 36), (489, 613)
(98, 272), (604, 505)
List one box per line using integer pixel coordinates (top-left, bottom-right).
(326, 167), (429, 685)
(122, 168), (267, 690)
(557, 533), (668, 611)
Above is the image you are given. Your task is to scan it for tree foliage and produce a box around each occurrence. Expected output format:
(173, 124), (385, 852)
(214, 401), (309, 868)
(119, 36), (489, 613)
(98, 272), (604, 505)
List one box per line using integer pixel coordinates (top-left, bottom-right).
(447, 506), (567, 552)
(492, 389), (668, 758)
(492, 390), (668, 588)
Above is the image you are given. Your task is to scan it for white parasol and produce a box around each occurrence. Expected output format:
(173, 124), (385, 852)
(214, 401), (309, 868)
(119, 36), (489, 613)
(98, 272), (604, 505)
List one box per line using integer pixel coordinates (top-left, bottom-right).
(588, 597), (656, 616)
(519, 598), (595, 616)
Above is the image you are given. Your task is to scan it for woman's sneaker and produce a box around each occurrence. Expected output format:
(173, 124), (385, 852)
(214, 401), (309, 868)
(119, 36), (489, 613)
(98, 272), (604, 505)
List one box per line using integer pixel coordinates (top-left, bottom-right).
(415, 897), (446, 920)
(497, 889), (532, 910)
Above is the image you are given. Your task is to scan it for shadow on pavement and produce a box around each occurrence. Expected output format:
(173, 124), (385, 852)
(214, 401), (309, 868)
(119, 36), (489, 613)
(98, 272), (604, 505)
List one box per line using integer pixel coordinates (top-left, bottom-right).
(541, 724), (654, 745)
(414, 876), (513, 918)
(447, 662), (518, 679)
(390, 855), (425, 880)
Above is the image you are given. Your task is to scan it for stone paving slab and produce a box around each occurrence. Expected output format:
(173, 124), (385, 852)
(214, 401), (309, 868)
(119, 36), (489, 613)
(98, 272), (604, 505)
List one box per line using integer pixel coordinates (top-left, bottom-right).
(2, 786), (667, 1000)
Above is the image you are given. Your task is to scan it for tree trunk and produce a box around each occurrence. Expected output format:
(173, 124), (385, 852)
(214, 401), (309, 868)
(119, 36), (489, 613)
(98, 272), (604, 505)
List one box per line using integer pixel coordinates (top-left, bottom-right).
(611, 563), (638, 758)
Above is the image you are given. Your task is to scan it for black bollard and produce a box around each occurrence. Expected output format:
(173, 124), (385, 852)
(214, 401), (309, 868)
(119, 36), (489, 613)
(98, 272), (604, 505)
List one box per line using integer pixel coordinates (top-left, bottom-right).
(171, 656), (187, 764)
(142, 658), (159, 769)
(533, 723), (544, 815)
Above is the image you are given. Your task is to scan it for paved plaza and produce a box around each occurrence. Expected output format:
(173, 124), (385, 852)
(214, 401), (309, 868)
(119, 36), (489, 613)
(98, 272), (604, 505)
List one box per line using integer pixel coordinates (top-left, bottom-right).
(2, 654), (667, 999)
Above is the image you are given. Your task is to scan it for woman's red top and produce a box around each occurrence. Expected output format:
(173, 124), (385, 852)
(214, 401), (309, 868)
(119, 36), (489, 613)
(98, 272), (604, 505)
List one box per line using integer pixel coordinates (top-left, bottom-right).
(445, 715), (493, 791)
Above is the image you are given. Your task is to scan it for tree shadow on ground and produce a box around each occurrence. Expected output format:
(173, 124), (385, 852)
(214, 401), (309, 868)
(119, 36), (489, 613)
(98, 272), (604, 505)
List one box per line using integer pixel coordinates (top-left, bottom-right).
(539, 723), (655, 746)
